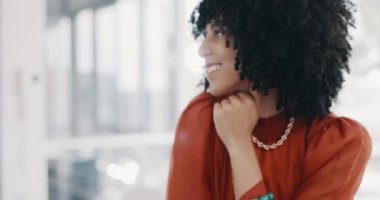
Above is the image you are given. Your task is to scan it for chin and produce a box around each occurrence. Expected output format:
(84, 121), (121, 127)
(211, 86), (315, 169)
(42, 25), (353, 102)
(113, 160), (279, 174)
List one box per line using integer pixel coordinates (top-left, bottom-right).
(206, 87), (222, 97)
(207, 82), (251, 97)
(206, 86), (233, 97)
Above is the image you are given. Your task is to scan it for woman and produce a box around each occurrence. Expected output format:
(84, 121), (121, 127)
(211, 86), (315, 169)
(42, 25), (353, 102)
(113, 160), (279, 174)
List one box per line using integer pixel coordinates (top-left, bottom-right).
(167, 0), (372, 199)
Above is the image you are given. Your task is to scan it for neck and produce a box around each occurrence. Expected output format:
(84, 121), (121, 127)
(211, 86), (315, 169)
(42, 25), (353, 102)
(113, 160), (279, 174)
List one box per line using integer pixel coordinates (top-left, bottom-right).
(257, 89), (281, 119)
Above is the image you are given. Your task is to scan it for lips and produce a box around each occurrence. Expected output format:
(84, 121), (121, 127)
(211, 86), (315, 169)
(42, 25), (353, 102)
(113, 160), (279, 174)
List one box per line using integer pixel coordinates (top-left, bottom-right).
(205, 63), (221, 76)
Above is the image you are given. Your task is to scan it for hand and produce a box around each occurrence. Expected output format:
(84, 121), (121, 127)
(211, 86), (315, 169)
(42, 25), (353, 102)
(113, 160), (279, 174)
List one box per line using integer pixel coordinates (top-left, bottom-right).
(213, 90), (261, 152)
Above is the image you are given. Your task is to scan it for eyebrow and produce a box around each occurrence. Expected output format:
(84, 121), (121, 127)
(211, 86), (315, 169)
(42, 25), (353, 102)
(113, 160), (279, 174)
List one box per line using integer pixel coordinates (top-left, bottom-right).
(209, 19), (224, 29)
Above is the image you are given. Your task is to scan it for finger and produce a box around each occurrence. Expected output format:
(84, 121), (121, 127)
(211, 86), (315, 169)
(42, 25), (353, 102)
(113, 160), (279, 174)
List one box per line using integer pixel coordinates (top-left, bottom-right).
(220, 99), (230, 107)
(237, 92), (254, 102)
(228, 94), (241, 105)
(213, 102), (221, 112)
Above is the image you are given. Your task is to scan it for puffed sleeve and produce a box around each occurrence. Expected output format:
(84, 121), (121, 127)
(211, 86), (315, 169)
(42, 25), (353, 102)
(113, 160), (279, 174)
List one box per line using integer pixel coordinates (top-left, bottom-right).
(167, 92), (216, 200)
(294, 116), (372, 199)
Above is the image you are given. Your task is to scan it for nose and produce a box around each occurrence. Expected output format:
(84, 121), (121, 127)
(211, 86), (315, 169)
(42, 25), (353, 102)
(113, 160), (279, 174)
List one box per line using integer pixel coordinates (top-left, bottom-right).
(198, 37), (213, 58)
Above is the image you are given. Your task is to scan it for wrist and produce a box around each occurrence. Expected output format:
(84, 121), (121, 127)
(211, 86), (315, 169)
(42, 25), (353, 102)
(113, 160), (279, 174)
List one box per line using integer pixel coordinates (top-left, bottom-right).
(227, 140), (255, 157)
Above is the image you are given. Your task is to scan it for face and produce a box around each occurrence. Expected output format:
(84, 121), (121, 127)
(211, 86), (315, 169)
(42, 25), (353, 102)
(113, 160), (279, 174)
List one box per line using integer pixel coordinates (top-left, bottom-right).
(198, 23), (251, 97)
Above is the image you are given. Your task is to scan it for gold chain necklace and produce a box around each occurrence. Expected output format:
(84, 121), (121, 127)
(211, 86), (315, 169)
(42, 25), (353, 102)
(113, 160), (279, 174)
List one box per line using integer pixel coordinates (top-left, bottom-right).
(251, 117), (295, 150)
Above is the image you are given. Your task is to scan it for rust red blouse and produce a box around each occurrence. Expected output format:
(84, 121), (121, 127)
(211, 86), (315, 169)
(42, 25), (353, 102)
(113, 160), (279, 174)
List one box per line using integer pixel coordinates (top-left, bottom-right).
(167, 92), (372, 200)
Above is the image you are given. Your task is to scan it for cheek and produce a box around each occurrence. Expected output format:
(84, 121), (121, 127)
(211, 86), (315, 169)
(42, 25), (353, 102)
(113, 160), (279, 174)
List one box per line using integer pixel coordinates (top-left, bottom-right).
(206, 45), (247, 96)
(224, 49), (237, 61)
(208, 69), (243, 94)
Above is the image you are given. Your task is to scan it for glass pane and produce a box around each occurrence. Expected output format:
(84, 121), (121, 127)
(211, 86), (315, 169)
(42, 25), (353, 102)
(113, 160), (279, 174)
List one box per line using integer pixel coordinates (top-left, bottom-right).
(116, 0), (140, 93)
(46, 0), (177, 135)
(48, 146), (170, 200)
(95, 5), (117, 132)
(115, 0), (145, 132)
(46, 17), (72, 137)
(74, 9), (96, 134)
(142, 0), (171, 131)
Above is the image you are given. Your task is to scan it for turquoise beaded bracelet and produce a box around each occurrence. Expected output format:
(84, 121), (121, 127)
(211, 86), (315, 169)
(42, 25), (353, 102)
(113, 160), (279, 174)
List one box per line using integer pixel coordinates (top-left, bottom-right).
(251, 192), (274, 200)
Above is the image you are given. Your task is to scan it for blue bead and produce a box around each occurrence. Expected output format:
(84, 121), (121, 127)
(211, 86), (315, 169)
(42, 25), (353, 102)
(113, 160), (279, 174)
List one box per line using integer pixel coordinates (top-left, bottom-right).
(267, 192), (274, 200)
(258, 195), (269, 200)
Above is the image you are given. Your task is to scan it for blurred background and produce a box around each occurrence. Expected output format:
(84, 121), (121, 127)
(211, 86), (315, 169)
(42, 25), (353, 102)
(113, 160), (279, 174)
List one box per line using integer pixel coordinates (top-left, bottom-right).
(0, 0), (378, 199)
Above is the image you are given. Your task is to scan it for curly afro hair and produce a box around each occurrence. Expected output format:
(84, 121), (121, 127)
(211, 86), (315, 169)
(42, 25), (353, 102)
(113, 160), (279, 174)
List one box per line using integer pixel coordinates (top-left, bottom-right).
(191, 0), (356, 120)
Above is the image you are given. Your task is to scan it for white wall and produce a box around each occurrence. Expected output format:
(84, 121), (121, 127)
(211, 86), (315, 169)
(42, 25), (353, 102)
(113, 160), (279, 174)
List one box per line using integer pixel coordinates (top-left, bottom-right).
(0, 0), (47, 199)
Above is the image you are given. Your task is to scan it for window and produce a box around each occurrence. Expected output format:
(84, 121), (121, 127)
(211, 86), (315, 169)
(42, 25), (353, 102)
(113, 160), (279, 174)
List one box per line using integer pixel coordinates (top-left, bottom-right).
(45, 0), (191, 199)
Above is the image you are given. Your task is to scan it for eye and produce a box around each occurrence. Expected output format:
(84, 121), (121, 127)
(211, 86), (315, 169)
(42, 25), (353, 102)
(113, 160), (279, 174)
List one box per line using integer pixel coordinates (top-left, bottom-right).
(215, 30), (225, 37)
(213, 27), (226, 37)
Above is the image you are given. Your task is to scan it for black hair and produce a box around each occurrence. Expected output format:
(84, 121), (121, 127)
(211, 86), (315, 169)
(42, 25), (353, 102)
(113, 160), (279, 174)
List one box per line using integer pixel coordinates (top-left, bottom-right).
(191, 0), (355, 120)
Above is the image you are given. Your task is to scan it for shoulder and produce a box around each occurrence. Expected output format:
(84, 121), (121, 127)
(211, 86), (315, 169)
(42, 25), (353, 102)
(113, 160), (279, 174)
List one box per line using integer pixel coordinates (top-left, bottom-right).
(177, 91), (215, 124)
(295, 114), (372, 198)
(308, 113), (371, 142)
(306, 113), (372, 156)
(302, 113), (372, 176)
(187, 91), (214, 108)
(181, 91), (217, 115)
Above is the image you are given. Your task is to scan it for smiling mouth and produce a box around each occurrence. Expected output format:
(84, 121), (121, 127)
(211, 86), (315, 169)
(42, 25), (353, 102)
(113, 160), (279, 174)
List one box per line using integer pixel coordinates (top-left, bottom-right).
(205, 64), (221, 75)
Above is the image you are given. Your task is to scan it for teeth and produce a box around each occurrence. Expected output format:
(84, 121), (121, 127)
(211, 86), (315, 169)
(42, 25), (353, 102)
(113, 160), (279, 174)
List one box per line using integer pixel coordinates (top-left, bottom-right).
(206, 64), (221, 74)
